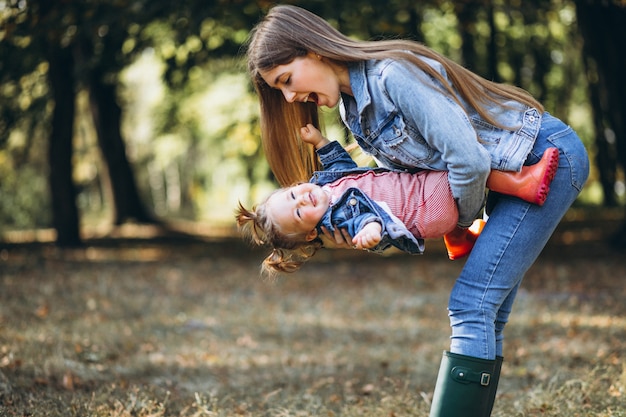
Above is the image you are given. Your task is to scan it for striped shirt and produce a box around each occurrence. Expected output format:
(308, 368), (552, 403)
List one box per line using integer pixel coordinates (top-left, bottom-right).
(323, 170), (458, 239)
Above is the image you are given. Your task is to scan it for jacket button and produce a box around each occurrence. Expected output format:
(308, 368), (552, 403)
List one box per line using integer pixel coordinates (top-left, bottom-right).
(349, 198), (357, 206)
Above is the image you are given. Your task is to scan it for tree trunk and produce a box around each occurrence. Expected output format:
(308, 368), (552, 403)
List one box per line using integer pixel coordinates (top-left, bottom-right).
(88, 71), (156, 225)
(455, 0), (499, 82)
(584, 54), (619, 207)
(47, 45), (81, 247)
(454, 0), (480, 73)
(486, 1), (499, 82)
(575, 0), (626, 247)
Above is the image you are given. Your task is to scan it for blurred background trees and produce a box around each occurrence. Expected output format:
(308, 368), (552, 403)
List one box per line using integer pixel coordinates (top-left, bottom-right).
(1, 0), (624, 247)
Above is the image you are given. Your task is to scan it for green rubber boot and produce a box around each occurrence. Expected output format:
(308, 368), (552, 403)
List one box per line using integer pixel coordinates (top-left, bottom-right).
(485, 356), (503, 416)
(428, 351), (497, 417)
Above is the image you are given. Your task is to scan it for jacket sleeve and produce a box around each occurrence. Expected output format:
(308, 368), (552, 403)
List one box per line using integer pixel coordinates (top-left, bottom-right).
(316, 141), (359, 172)
(380, 59), (490, 227)
(326, 189), (425, 255)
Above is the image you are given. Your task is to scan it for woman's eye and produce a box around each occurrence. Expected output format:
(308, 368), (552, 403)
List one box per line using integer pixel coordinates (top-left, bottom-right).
(290, 192), (296, 200)
(296, 209), (301, 218)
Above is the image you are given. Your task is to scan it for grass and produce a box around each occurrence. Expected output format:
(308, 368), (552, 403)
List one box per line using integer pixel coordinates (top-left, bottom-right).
(0, 225), (625, 416)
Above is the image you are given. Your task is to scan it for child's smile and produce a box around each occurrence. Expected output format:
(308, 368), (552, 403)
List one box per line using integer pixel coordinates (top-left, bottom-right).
(266, 183), (330, 239)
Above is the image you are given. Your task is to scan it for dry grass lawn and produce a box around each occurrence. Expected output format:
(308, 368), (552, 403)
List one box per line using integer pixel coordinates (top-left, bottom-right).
(1, 218), (625, 416)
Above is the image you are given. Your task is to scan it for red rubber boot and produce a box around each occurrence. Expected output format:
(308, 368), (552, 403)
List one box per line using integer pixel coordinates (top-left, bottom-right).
(486, 147), (559, 206)
(443, 219), (486, 260)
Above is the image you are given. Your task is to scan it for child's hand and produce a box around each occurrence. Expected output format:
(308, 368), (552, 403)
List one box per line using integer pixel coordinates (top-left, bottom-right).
(352, 222), (382, 250)
(300, 124), (330, 149)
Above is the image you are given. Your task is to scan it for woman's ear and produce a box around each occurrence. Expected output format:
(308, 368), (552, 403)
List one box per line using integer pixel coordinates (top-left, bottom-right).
(307, 51), (322, 61)
(305, 229), (319, 242)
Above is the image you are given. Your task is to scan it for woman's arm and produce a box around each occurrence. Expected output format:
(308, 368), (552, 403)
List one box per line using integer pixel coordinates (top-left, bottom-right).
(380, 59), (491, 227)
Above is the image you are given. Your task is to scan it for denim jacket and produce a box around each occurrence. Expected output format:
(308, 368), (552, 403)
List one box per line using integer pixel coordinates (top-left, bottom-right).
(340, 57), (542, 227)
(309, 141), (425, 255)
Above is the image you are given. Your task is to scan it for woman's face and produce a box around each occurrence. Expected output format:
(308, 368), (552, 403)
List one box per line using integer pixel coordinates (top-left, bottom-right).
(259, 52), (350, 108)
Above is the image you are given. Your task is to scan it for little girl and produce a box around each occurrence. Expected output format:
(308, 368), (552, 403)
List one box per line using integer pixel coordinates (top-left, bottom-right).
(237, 125), (558, 275)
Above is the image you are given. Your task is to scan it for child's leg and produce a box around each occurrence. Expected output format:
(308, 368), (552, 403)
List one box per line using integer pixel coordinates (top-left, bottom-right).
(444, 219), (486, 260)
(486, 148), (559, 206)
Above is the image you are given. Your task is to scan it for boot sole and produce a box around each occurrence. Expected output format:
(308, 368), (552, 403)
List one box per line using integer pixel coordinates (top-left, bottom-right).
(534, 147), (559, 206)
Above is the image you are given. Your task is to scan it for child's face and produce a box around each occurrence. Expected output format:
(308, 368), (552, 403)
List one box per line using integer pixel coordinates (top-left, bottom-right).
(266, 182), (330, 239)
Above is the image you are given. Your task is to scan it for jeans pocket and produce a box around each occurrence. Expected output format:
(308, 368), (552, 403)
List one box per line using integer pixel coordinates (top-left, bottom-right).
(547, 127), (590, 191)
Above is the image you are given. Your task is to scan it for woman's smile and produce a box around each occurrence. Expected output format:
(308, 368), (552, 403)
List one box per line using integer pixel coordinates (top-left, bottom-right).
(259, 52), (351, 108)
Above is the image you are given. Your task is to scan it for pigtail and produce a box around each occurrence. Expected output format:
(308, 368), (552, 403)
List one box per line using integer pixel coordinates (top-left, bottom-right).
(235, 201), (268, 245)
(262, 245), (320, 276)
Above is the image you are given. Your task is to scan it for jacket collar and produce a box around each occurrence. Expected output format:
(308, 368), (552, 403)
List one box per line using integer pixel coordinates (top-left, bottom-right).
(347, 61), (372, 114)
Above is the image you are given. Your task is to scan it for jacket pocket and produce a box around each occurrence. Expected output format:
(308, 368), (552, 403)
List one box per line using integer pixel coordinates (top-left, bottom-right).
(369, 115), (432, 169)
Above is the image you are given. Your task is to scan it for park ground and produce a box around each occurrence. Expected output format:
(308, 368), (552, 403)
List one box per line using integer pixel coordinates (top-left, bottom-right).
(0, 208), (625, 416)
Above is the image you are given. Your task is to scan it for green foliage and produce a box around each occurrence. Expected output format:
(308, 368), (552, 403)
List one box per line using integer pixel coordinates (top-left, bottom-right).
(119, 53), (269, 222)
(0, 158), (50, 229)
(0, 50), (51, 229)
(0, 0), (617, 232)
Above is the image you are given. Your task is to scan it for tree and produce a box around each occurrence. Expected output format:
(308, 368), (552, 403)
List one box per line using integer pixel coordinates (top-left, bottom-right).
(27, 0), (83, 246)
(46, 40), (81, 246)
(2, 0), (624, 247)
(575, 0), (626, 247)
(3, 0), (161, 245)
(2, 0), (268, 244)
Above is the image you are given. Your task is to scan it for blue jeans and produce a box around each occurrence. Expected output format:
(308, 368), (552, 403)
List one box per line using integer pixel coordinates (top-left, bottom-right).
(448, 113), (590, 359)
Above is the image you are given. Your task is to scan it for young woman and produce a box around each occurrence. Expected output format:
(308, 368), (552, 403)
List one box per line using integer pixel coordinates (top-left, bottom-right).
(237, 124), (558, 275)
(245, 5), (589, 416)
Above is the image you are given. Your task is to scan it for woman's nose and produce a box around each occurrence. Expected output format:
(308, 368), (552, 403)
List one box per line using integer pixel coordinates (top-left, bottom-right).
(282, 88), (296, 103)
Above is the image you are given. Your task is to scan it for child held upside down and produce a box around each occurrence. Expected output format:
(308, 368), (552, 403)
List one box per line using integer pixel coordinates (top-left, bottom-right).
(236, 125), (558, 275)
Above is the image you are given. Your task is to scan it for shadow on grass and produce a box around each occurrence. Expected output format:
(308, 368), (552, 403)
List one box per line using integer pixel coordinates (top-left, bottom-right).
(0, 208), (625, 416)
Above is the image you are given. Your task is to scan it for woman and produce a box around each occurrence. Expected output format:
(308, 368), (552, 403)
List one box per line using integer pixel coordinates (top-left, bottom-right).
(245, 5), (589, 416)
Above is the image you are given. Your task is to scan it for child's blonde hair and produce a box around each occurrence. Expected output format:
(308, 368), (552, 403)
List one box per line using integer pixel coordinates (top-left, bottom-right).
(235, 200), (323, 276)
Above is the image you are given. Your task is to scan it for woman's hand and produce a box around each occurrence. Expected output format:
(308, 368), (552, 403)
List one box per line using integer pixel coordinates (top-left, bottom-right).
(319, 226), (353, 249)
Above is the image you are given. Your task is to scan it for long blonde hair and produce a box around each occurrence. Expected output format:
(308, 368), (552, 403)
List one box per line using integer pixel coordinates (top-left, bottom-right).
(235, 201), (322, 276)
(246, 5), (543, 186)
